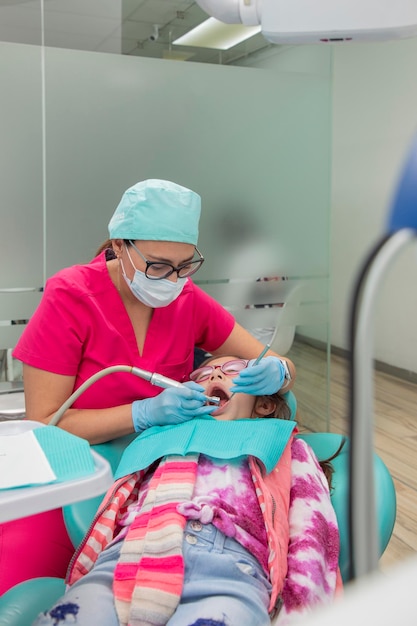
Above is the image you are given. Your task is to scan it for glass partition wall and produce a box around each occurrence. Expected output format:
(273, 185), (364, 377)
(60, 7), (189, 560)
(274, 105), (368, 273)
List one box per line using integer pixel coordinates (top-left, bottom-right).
(0, 1), (332, 432)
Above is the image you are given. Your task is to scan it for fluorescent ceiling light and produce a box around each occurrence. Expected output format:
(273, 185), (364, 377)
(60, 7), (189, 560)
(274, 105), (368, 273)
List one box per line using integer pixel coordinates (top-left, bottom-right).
(173, 17), (262, 50)
(162, 49), (195, 61)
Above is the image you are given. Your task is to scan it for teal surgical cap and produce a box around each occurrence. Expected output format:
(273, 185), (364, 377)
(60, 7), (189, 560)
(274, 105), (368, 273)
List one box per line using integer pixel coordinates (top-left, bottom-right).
(108, 179), (201, 245)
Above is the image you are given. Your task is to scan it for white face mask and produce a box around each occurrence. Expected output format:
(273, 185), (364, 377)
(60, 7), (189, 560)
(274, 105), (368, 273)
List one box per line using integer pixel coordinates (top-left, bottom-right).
(120, 248), (187, 308)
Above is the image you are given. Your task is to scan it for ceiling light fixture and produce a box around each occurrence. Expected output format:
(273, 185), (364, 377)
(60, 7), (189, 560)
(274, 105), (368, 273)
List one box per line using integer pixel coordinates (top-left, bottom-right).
(172, 17), (261, 50)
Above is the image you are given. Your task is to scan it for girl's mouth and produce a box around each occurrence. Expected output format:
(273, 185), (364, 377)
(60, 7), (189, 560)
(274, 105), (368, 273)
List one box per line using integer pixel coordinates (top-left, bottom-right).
(206, 385), (230, 415)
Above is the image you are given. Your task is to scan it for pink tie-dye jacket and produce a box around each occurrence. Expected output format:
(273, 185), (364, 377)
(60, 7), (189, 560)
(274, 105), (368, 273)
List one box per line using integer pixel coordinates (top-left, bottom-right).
(276, 437), (343, 624)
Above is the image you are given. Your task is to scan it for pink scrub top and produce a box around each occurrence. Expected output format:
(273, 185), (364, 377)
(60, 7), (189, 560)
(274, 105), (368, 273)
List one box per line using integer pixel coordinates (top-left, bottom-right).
(13, 252), (235, 409)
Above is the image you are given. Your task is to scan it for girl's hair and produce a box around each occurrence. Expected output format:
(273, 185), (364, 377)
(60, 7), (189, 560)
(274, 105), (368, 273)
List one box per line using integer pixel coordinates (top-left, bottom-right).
(318, 438), (346, 492)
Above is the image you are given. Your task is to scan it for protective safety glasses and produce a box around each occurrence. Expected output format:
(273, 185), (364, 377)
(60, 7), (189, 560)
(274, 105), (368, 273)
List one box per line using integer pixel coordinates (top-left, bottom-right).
(189, 359), (248, 383)
(129, 241), (204, 280)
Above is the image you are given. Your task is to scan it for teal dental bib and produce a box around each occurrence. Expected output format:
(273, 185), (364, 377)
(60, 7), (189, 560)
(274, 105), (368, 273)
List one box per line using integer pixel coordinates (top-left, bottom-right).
(114, 417), (297, 479)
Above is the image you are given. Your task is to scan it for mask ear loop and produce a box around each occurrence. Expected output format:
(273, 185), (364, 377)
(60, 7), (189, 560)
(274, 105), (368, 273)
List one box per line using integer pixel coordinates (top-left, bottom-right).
(112, 241), (126, 292)
(124, 244), (138, 271)
(119, 244), (138, 286)
(117, 255), (122, 292)
(116, 245), (127, 292)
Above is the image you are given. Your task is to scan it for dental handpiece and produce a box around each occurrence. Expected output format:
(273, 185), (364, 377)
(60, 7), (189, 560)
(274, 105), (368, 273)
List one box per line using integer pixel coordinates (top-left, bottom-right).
(138, 369), (221, 405)
(49, 364), (221, 427)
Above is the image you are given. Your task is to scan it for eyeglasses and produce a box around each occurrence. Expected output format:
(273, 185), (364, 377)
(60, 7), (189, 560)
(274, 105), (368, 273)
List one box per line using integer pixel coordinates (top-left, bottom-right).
(189, 359), (248, 383)
(129, 241), (204, 280)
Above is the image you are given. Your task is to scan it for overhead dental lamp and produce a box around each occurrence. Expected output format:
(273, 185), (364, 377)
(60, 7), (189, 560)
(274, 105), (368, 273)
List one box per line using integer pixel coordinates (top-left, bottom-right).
(195, 0), (417, 44)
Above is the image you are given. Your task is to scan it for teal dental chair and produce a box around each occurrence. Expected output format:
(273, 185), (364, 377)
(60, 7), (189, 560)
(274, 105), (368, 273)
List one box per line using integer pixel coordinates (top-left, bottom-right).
(0, 393), (396, 626)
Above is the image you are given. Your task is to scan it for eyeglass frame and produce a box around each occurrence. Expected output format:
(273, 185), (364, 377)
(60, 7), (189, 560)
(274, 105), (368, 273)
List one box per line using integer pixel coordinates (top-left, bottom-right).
(189, 359), (249, 383)
(128, 240), (204, 280)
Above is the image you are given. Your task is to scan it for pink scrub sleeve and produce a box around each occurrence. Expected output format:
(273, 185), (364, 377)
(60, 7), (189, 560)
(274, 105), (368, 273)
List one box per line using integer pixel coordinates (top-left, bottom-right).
(13, 273), (87, 375)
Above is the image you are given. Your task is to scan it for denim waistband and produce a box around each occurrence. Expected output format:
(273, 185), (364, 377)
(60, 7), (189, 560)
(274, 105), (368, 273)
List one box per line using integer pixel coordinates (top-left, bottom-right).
(184, 520), (251, 556)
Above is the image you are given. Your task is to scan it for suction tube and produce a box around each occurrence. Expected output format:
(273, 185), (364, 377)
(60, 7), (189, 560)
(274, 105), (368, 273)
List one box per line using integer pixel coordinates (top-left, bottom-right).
(49, 365), (219, 426)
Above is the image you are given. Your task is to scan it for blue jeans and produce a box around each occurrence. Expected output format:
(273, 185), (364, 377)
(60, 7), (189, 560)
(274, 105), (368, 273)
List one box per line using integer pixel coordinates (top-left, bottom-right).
(33, 522), (272, 626)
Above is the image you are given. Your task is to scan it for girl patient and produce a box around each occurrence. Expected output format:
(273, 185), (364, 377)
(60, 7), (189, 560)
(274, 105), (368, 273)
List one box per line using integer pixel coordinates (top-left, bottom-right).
(34, 356), (341, 626)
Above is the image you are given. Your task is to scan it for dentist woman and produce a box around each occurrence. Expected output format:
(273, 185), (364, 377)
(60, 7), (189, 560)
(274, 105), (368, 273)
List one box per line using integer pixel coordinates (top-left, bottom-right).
(1, 179), (295, 593)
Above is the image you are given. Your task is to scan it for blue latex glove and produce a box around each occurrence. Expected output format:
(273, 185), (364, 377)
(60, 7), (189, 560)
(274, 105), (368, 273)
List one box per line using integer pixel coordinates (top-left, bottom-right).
(229, 356), (286, 396)
(132, 381), (215, 433)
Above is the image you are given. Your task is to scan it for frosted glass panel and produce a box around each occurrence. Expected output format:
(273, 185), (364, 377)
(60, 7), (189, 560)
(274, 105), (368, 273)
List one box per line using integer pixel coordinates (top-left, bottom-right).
(42, 48), (331, 428)
(0, 42), (44, 353)
(40, 48), (330, 275)
(0, 38), (332, 426)
(0, 1), (43, 46)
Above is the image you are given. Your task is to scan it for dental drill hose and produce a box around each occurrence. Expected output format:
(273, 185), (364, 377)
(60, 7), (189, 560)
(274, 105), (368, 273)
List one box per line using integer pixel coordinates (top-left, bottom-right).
(49, 365), (220, 426)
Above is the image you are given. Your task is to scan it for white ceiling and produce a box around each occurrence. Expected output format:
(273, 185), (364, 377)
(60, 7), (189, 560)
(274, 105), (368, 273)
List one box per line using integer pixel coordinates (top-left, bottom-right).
(0, 0), (271, 64)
